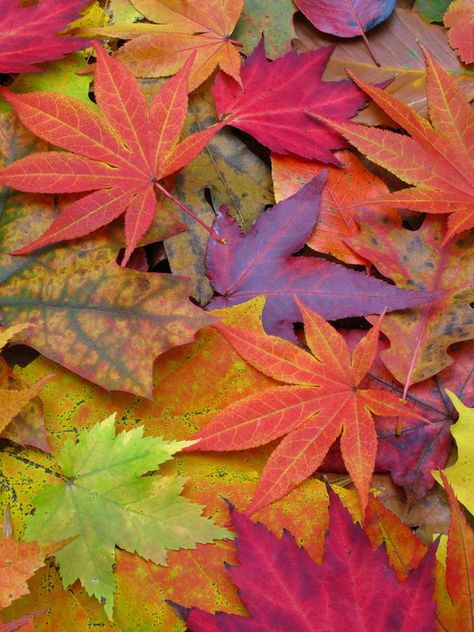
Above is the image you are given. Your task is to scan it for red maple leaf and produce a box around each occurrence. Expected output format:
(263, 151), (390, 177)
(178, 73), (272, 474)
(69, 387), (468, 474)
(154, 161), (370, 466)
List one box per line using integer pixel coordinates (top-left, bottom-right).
(172, 488), (436, 631)
(185, 299), (423, 513)
(206, 175), (439, 343)
(0, 0), (90, 73)
(212, 40), (367, 163)
(317, 47), (474, 241)
(0, 43), (223, 264)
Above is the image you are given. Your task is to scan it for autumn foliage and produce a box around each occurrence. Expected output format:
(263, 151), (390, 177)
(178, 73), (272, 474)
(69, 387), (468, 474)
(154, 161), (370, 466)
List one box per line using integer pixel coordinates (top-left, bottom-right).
(0, 1), (473, 630)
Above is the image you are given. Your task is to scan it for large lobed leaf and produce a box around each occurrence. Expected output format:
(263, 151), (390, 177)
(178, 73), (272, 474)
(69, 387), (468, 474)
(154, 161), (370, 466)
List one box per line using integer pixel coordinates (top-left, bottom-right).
(0, 43), (222, 264)
(175, 488), (437, 631)
(212, 39), (367, 163)
(206, 175), (440, 342)
(319, 48), (474, 241)
(186, 299), (421, 513)
(0, 174), (213, 397)
(24, 415), (230, 619)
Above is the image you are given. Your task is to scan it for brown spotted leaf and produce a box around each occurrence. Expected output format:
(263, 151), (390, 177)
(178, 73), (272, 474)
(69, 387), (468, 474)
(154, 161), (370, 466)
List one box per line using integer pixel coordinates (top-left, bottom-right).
(0, 184), (213, 399)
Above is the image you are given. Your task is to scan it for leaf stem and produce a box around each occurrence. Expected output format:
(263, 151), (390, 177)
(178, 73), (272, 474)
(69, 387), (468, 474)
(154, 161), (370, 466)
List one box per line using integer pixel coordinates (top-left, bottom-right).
(153, 181), (226, 245)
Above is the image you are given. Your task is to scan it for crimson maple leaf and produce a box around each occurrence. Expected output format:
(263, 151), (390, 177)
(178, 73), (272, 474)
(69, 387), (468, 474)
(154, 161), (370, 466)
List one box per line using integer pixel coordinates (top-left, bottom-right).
(212, 40), (367, 163)
(0, 43), (223, 264)
(185, 299), (423, 513)
(172, 488), (437, 631)
(317, 47), (474, 241)
(0, 0), (90, 74)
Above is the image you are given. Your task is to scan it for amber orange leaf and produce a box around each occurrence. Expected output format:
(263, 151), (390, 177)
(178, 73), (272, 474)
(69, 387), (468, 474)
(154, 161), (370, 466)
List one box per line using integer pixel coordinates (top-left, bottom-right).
(92, 0), (243, 91)
(316, 47), (474, 242)
(185, 299), (423, 513)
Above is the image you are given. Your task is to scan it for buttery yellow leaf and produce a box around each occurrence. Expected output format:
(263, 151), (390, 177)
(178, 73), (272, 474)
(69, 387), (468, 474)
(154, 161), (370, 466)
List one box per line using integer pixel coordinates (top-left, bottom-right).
(433, 391), (474, 516)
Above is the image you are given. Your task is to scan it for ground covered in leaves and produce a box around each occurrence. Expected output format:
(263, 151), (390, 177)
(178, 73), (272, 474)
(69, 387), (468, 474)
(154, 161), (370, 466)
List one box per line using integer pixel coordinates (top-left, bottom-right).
(0, 0), (473, 630)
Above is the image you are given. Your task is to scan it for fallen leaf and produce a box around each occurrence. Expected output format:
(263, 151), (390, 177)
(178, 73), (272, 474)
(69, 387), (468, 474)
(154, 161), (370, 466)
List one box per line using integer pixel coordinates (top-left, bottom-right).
(295, 8), (474, 126)
(295, 0), (396, 37)
(159, 78), (273, 304)
(2, 308), (358, 629)
(433, 392), (474, 517)
(0, 44), (222, 264)
(349, 213), (474, 391)
(233, 0), (297, 58)
(414, 0), (450, 22)
(205, 175), (440, 341)
(0, 538), (45, 609)
(444, 0), (474, 64)
(93, 0), (243, 91)
(212, 39), (367, 162)
(24, 415), (230, 618)
(186, 299), (420, 513)
(0, 175), (213, 398)
(272, 149), (397, 266)
(320, 48), (474, 241)
(435, 472), (474, 631)
(0, 0), (90, 74)
(175, 488), (437, 631)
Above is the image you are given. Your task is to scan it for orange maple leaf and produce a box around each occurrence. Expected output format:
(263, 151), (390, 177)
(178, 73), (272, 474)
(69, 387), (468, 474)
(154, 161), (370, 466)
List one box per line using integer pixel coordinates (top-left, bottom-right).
(185, 299), (422, 514)
(90, 0), (243, 91)
(0, 43), (223, 265)
(436, 472), (474, 630)
(315, 47), (474, 242)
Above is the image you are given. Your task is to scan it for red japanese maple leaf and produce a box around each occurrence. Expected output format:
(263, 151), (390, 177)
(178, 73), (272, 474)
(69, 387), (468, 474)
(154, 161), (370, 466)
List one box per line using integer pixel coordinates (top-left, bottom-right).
(211, 39), (367, 163)
(0, 0), (90, 74)
(185, 299), (423, 513)
(172, 488), (437, 631)
(317, 47), (474, 241)
(0, 43), (223, 264)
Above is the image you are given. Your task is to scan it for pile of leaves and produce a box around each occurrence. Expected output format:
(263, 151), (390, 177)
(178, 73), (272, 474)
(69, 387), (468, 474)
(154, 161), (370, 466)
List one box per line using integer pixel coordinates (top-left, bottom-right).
(0, 0), (472, 630)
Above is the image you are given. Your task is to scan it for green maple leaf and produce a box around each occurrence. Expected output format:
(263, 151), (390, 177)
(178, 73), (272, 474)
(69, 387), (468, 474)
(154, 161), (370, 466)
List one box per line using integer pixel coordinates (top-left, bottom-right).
(24, 415), (231, 618)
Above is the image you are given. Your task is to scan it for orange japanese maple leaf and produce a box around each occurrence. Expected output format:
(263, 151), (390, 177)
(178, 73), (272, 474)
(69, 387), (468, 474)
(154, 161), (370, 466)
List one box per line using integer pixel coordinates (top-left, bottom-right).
(0, 43), (223, 265)
(316, 47), (474, 242)
(185, 299), (421, 514)
(91, 0), (243, 91)
(436, 472), (474, 630)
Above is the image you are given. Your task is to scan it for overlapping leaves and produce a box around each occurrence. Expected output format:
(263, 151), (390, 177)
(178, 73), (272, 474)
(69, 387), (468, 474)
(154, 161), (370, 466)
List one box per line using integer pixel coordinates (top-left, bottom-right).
(186, 299), (421, 513)
(24, 415), (230, 618)
(0, 43), (222, 264)
(320, 48), (474, 240)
